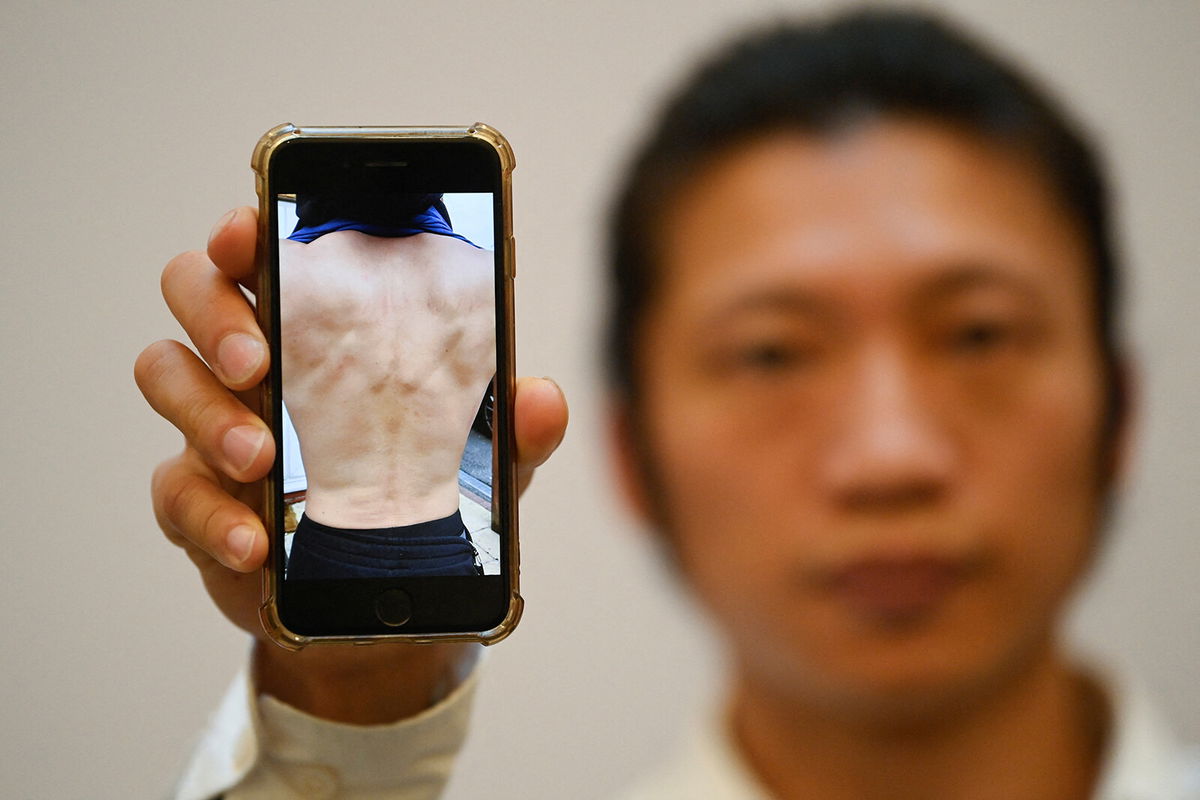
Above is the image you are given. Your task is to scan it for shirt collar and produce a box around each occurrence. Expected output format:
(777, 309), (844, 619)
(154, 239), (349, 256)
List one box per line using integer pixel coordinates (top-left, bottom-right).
(632, 664), (1197, 800)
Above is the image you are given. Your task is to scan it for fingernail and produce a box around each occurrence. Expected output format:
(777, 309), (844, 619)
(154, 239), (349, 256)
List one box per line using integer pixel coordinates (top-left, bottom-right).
(223, 425), (267, 472)
(208, 208), (238, 246)
(217, 333), (265, 385)
(225, 524), (257, 566)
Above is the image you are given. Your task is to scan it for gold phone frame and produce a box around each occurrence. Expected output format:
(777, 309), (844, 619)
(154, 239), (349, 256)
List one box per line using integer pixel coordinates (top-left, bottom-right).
(251, 123), (520, 649)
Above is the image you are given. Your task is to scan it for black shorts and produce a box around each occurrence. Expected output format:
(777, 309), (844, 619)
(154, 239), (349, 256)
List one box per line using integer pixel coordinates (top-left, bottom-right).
(287, 510), (480, 579)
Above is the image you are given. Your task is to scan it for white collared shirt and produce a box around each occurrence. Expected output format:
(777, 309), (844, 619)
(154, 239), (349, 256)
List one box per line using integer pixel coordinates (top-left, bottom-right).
(618, 669), (1200, 800)
(176, 659), (1198, 799)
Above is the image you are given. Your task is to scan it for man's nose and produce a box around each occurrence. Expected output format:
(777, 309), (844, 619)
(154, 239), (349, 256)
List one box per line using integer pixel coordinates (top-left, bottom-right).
(821, 346), (956, 513)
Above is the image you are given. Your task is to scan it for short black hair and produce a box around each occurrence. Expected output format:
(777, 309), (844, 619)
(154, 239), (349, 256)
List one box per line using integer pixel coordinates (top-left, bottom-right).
(606, 8), (1121, 431)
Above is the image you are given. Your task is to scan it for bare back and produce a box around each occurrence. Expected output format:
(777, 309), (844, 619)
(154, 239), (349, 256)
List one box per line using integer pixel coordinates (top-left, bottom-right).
(279, 231), (495, 528)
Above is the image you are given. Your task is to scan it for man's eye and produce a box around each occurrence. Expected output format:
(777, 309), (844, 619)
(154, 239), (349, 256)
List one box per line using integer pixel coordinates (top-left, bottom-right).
(948, 321), (1013, 353)
(736, 343), (812, 371)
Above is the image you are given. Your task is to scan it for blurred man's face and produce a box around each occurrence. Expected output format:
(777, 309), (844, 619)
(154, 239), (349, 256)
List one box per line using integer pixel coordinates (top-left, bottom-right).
(625, 119), (1112, 717)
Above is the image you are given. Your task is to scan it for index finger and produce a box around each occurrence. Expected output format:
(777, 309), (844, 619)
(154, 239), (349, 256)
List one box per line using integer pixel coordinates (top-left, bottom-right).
(206, 206), (260, 286)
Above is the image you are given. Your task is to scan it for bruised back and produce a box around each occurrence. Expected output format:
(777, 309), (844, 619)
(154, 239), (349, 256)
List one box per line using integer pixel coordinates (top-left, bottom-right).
(278, 230), (495, 528)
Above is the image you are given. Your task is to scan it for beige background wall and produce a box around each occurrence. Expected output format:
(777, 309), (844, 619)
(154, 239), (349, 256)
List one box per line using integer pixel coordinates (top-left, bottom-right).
(1, 1), (1196, 796)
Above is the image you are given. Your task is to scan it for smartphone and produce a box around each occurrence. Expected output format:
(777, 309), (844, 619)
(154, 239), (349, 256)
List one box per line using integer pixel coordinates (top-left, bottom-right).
(251, 123), (519, 647)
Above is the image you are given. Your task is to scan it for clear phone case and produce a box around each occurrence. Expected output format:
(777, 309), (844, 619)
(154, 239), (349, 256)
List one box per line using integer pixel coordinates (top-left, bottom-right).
(252, 123), (521, 649)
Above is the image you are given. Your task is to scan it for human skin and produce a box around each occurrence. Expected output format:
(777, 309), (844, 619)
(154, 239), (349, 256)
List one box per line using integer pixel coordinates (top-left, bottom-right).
(612, 120), (1122, 798)
(279, 231), (494, 528)
(136, 207), (567, 723)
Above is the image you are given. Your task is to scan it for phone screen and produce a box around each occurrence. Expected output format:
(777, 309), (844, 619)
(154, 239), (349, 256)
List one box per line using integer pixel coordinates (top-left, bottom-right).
(262, 135), (515, 638)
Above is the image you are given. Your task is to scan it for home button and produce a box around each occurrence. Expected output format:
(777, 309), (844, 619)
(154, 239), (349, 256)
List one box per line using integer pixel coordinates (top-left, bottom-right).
(374, 589), (413, 627)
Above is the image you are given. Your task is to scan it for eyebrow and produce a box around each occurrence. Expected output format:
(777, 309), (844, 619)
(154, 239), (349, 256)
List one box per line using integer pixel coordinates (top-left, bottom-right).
(699, 263), (1048, 331)
(702, 288), (836, 328)
(917, 264), (1047, 306)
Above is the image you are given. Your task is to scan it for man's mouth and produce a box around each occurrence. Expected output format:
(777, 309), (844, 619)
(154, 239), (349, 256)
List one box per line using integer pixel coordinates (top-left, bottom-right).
(815, 554), (983, 627)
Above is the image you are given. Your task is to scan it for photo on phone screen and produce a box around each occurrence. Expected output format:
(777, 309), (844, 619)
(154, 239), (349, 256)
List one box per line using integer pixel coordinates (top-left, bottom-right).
(274, 190), (500, 581)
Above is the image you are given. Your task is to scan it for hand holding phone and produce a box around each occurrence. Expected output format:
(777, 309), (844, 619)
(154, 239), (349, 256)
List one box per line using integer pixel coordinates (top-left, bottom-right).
(135, 199), (567, 720)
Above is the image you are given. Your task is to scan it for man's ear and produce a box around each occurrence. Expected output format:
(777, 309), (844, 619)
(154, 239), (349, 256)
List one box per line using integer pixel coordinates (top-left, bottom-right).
(1104, 356), (1138, 490)
(607, 396), (654, 523)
